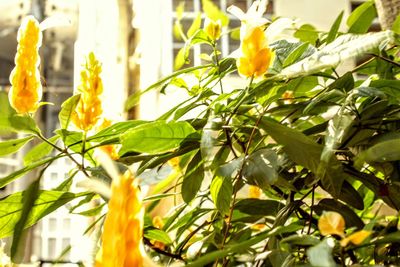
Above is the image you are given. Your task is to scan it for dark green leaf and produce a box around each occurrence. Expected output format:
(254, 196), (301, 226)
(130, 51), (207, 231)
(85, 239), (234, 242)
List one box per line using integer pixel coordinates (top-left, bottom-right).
(281, 234), (320, 246)
(120, 121), (197, 154)
(356, 138), (400, 166)
(58, 94), (80, 129)
(235, 199), (281, 216)
(315, 198), (364, 229)
(0, 136), (33, 157)
(182, 151), (204, 203)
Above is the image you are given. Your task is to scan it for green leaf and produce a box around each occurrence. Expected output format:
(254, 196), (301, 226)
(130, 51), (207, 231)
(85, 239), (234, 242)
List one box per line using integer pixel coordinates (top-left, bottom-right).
(210, 175), (232, 215)
(202, 0), (229, 26)
(294, 24), (318, 44)
(307, 238), (336, 267)
(259, 118), (323, 174)
(278, 31), (394, 80)
(11, 178), (40, 261)
(282, 42), (311, 68)
(0, 190), (84, 238)
(187, 13), (202, 38)
(144, 228), (173, 244)
(326, 11), (344, 44)
(88, 120), (146, 143)
(281, 234), (320, 246)
(392, 14), (400, 34)
(356, 138), (400, 165)
(243, 148), (278, 188)
(235, 199), (281, 216)
(120, 121), (197, 154)
(23, 135), (59, 166)
(58, 94), (80, 129)
(0, 136), (33, 157)
(182, 151), (204, 203)
(174, 46), (190, 70)
(0, 155), (62, 189)
(347, 0), (376, 33)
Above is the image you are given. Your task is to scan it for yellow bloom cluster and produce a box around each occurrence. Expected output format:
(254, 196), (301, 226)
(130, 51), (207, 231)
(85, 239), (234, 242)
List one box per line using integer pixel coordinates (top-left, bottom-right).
(71, 52), (103, 131)
(96, 170), (144, 267)
(9, 16), (43, 114)
(237, 26), (273, 78)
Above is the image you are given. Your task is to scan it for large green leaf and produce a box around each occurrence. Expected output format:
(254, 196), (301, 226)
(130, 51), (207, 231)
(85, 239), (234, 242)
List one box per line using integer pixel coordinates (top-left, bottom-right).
(88, 120), (146, 143)
(347, 0), (376, 33)
(243, 148), (278, 188)
(121, 121), (197, 154)
(277, 31), (394, 80)
(210, 175), (232, 215)
(182, 151), (204, 203)
(23, 135), (59, 166)
(0, 190), (85, 238)
(356, 138), (400, 165)
(58, 94), (80, 129)
(0, 136), (33, 157)
(259, 118), (322, 174)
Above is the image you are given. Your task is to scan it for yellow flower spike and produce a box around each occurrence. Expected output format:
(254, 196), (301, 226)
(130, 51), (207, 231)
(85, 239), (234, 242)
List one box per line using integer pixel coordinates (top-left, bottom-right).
(96, 170), (144, 267)
(204, 18), (221, 41)
(318, 211), (346, 238)
(71, 52), (103, 131)
(340, 230), (372, 247)
(236, 26), (273, 78)
(9, 15), (43, 114)
(96, 118), (120, 160)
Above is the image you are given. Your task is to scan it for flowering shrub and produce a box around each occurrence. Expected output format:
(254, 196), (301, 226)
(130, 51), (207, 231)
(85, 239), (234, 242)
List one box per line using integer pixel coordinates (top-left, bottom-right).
(1, 0), (400, 266)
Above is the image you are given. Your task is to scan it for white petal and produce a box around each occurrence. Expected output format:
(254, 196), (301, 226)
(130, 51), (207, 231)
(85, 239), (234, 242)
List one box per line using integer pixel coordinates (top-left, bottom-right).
(227, 5), (245, 20)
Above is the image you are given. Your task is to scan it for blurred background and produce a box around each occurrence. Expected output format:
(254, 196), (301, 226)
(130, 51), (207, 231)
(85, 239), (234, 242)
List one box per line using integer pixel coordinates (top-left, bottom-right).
(0, 0), (382, 265)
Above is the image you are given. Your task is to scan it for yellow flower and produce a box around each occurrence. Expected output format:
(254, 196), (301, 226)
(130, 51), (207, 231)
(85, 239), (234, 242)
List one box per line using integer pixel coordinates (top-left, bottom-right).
(340, 230), (372, 247)
(8, 16), (43, 114)
(318, 211), (346, 238)
(204, 18), (221, 41)
(96, 170), (144, 267)
(248, 185), (262, 198)
(71, 52), (103, 131)
(96, 118), (119, 160)
(237, 26), (273, 77)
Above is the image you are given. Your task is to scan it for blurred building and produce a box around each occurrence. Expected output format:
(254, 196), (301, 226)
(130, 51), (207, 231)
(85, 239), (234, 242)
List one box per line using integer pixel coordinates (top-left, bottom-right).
(0, 0), (377, 265)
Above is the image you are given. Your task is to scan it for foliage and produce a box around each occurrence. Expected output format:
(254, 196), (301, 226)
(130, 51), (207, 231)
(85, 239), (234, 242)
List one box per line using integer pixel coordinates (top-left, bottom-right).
(2, 1), (400, 266)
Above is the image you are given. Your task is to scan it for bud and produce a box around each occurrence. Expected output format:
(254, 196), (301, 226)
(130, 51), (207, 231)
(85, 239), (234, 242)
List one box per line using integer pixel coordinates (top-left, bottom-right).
(71, 52), (103, 131)
(204, 18), (221, 41)
(96, 118), (119, 160)
(9, 16), (43, 114)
